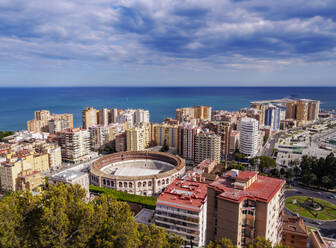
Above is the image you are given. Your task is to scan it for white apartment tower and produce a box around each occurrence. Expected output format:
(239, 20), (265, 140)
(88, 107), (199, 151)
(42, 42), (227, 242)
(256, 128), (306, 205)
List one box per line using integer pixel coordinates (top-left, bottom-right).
(238, 117), (259, 158)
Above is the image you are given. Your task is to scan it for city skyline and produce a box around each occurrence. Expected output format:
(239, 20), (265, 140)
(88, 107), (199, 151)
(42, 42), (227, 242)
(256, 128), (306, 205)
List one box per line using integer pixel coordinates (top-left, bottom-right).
(1, 0), (336, 87)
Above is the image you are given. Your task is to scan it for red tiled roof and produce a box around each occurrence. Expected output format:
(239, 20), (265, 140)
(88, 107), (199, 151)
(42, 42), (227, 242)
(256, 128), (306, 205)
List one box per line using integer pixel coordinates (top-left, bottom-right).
(236, 171), (257, 181)
(157, 179), (208, 212)
(208, 170), (285, 203)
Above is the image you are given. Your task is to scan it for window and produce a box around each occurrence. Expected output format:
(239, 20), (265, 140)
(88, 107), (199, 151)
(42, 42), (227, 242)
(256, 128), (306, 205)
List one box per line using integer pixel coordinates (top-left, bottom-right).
(129, 182), (133, 188)
(119, 182), (122, 187)
(103, 179), (106, 185)
(166, 178), (169, 184)
(148, 181), (152, 187)
(162, 179), (165, 185)
(124, 182), (127, 188)
(138, 182), (141, 187)
(143, 181), (146, 187)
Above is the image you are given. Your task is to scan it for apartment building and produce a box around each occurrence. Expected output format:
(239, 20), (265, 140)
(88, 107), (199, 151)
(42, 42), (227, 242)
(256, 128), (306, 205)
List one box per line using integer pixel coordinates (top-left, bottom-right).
(176, 106), (212, 123)
(178, 123), (199, 161)
(0, 150), (49, 191)
(58, 128), (90, 163)
(153, 123), (178, 148)
(194, 132), (221, 164)
(27, 110), (73, 133)
(264, 105), (281, 130)
(238, 117), (259, 158)
(35, 142), (62, 169)
(155, 178), (208, 248)
(126, 124), (150, 151)
(285, 99), (320, 125)
(206, 170), (286, 247)
(281, 215), (308, 248)
(230, 131), (240, 154)
(82, 107), (98, 129)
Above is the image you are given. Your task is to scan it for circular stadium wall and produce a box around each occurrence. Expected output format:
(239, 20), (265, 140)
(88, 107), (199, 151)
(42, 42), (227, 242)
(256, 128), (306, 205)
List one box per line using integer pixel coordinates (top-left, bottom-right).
(90, 151), (186, 196)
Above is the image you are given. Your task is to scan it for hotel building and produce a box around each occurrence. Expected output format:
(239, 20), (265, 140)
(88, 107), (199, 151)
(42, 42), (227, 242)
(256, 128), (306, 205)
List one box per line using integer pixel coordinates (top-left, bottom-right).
(206, 170), (286, 247)
(155, 178), (208, 247)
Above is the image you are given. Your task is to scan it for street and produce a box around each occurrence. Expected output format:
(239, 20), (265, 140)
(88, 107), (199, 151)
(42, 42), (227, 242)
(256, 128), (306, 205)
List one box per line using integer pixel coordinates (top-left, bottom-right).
(285, 184), (336, 238)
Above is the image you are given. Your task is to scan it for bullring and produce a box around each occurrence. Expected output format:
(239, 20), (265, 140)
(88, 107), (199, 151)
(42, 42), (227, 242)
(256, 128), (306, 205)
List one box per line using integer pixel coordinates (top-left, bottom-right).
(90, 151), (186, 196)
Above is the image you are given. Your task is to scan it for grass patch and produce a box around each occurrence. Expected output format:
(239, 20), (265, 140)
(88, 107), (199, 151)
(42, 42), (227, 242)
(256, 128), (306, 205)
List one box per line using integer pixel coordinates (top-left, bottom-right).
(285, 196), (336, 221)
(90, 185), (157, 209)
(307, 226), (319, 233)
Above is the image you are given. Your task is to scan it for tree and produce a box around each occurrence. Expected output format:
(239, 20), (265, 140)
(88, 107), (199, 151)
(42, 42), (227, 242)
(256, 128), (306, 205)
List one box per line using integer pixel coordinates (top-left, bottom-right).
(0, 130), (14, 140)
(207, 238), (236, 248)
(251, 156), (276, 173)
(0, 184), (182, 248)
(160, 139), (169, 152)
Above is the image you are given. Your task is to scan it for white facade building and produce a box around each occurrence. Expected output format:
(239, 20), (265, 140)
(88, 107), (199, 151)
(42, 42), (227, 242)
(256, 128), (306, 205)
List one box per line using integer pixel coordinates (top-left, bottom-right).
(238, 117), (259, 158)
(155, 178), (208, 248)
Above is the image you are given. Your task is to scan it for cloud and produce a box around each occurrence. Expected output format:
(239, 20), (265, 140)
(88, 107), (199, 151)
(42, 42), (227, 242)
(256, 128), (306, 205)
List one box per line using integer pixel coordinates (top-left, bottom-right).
(0, 0), (336, 82)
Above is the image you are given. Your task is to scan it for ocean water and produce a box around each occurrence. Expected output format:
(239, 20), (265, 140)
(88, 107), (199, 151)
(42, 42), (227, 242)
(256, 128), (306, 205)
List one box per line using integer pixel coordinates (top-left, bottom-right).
(0, 87), (335, 131)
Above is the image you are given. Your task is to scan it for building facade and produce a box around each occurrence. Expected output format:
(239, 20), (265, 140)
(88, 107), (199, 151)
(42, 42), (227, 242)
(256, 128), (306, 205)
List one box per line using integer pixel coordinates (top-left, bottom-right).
(206, 170), (285, 248)
(194, 132), (221, 164)
(155, 178), (208, 247)
(58, 128), (90, 163)
(238, 117), (259, 158)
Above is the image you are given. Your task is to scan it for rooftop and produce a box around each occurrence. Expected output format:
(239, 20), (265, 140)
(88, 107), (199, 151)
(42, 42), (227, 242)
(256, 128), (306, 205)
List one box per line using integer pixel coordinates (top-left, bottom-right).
(157, 178), (208, 212)
(52, 170), (86, 181)
(283, 215), (308, 236)
(208, 170), (285, 203)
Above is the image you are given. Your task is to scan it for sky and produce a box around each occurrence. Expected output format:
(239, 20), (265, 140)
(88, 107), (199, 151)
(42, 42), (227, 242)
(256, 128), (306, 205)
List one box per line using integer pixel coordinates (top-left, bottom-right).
(0, 0), (336, 87)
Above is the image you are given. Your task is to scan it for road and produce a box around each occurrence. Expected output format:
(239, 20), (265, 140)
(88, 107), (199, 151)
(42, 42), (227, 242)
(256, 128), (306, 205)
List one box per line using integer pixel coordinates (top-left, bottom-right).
(261, 132), (281, 157)
(285, 184), (336, 238)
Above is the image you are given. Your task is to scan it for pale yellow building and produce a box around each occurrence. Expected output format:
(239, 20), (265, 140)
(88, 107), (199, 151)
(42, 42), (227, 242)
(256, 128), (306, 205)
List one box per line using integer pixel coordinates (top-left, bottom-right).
(152, 123), (178, 148)
(176, 106), (211, 122)
(0, 150), (50, 191)
(82, 107), (98, 129)
(126, 124), (150, 151)
(194, 132), (221, 164)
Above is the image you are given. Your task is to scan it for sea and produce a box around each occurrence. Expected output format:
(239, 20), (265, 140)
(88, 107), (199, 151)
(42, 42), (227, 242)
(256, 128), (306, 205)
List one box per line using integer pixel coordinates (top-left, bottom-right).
(0, 87), (335, 132)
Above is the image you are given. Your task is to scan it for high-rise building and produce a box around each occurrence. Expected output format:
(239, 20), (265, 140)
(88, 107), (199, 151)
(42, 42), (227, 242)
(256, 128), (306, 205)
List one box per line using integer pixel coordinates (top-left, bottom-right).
(285, 99), (320, 125)
(216, 122), (231, 161)
(307, 100), (320, 121)
(126, 124), (150, 151)
(176, 106), (211, 122)
(48, 113), (74, 134)
(82, 107), (98, 129)
(153, 123), (178, 149)
(117, 110), (135, 128)
(194, 106), (212, 121)
(98, 108), (110, 126)
(134, 109), (150, 124)
(264, 105), (281, 130)
(115, 132), (127, 152)
(35, 110), (50, 121)
(155, 178), (208, 247)
(89, 125), (113, 151)
(229, 131), (240, 154)
(58, 128), (90, 163)
(238, 117), (259, 158)
(206, 170), (286, 247)
(178, 123), (199, 161)
(194, 132), (221, 164)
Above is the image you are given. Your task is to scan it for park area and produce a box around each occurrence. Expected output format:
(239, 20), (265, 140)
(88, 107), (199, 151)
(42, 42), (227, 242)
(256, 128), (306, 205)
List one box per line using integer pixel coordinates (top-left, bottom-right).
(286, 196), (336, 221)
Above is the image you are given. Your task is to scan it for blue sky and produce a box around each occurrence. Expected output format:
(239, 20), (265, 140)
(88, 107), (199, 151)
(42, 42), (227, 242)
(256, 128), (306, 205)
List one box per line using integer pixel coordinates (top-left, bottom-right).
(0, 0), (336, 86)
